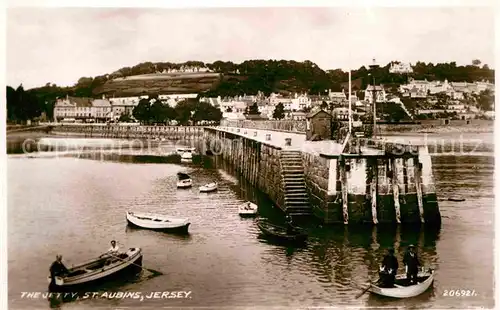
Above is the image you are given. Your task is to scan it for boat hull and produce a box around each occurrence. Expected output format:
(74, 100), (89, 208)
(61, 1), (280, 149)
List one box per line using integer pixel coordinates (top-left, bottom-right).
(257, 221), (307, 243)
(126, 212), (190, 234)
(238, 202), (258, 217)
(177, 179), (192, 188)
(368, 270), (435, 298)
(48, 248), (143, 291)
(127, 218), (190, 234)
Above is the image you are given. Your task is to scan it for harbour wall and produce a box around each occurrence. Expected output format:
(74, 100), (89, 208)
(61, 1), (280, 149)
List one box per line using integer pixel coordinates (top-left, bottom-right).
(203, 128), (286, 211)
(51, 125), (205, 139)
(303, 147), (440, 225)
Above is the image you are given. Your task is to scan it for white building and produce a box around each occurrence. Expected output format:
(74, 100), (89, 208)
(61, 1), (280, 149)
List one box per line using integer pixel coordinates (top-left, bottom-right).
(290, 93), (311, 111)
(389, 62), (413, 74)
(364, 85), (387, 103)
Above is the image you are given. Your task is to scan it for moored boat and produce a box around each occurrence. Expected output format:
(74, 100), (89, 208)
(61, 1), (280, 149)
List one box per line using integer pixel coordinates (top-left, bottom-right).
(199, 182), (218, 193)
(126, 211), (190, 234)
(47, 248), (142, 288)
(367, 269), (435, 298)
(177, 172), (192, 188)
(256, 219), (307, 243)
(176, 147), (196, 155)
(238, 202), (258, 217)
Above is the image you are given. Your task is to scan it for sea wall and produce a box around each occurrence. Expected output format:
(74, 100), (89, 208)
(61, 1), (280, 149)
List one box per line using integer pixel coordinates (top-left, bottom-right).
(303, 147), (440, 225)
(51, 125), (205, 139)
(203, 128), (285, 209)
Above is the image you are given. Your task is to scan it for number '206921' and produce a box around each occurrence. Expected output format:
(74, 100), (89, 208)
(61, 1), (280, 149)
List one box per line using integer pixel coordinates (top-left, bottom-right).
(443, 290), (477, 297)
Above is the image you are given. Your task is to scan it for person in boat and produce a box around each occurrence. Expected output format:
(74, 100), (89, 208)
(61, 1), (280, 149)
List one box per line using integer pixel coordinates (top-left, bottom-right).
(100, 240), (121, 260)
(49, 255), (69, 286)
(285, 215), (296, 235)
(245, 202), (252, 210)
(403, 244), (421, 285)
(379, 248), (399, 288)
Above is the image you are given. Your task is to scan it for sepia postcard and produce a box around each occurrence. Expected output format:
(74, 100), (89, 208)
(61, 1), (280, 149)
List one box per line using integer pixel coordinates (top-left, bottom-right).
(2, 1), (497, 309)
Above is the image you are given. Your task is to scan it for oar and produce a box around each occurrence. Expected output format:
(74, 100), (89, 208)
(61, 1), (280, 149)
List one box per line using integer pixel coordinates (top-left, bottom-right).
(355, 282), (372, 299)
(106, 253), (163, 276)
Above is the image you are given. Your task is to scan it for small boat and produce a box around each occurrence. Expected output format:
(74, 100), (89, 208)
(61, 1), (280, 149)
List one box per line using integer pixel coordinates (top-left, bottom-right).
(176, 147), (196, 156)
(47, 248), (142, 288)
(256, 220), (307, 243)
(126, 211), (190, 234)
(239, 202), (258, 217)
(448, 198), (465, 202)
(367, 269), (435, 298)
(199, 182), (218, 193)
(181, 151), (193, 162)
(177, 172), (192, 188)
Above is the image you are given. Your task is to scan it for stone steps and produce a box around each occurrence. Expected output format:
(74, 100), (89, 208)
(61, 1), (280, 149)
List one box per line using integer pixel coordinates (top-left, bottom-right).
(280, 151), (311, 215)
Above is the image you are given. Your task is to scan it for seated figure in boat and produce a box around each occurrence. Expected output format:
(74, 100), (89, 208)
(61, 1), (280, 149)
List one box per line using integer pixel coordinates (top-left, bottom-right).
(244, 202), (252, 210)
(378, 248), (399, 288)
(285, 215), (296, 235)
(403, 244), (421, 285)
(99, 240), (121, 263)
(49, 255), (69, 287)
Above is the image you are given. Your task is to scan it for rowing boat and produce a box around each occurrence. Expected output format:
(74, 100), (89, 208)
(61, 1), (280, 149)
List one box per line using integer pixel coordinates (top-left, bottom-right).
(47, 248), (142, 288)
(368, 269), (435, 298)
(256, 220), (307, 243)
(126, 211), (190, 234)
(199, 182), (217, 193)
(238, 202), (258, 217)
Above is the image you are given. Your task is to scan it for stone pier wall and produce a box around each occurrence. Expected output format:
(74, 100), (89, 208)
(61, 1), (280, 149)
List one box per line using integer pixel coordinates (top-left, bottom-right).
(303, 148), (440, 225)
(204, 129), (286, 210)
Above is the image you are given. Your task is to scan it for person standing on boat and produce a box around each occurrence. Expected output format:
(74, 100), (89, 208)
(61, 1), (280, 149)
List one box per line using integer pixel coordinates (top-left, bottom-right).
(379, 248), (398, 287)
(403, 244), (421, 285)
(49, 255), (69, 287)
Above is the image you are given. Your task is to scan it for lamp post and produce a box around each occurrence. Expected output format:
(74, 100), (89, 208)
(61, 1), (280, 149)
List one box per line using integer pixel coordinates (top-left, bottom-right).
(368, 59), (380, 138)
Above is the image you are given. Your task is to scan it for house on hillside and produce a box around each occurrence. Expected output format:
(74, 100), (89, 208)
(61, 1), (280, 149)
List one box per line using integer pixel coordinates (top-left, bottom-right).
(364, 85), (387, 103)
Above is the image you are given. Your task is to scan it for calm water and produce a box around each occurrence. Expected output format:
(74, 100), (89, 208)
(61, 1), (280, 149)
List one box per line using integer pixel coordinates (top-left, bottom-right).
(7, 132), (494, 309)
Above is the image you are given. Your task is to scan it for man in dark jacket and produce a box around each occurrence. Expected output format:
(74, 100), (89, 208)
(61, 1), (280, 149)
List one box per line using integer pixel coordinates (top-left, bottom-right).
(49, 255), (69, 287)
(403, 244), (421, 285)
(379, 248), (399, 287)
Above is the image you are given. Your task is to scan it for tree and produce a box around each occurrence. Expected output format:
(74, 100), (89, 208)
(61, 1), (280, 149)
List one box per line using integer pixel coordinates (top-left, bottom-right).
(247, 102), (260, 115)
(472, 59), (482, 67)
(272, 103), (285, 120)
(477, 89), (494, 111)
(132, 98), (151, 124)
(118, 113), (133, 122)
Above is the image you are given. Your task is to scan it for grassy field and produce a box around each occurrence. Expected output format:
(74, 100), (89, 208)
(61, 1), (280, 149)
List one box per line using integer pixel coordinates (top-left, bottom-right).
(94, 72), (223, 96)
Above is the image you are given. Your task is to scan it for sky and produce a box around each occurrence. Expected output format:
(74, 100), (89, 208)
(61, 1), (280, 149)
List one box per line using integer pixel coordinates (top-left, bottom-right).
(6, 6), (495, 89)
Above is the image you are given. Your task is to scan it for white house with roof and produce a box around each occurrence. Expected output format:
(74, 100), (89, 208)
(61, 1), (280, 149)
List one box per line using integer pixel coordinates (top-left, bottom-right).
(54, 96), (94, 121)
(364, 85), (387, 103)
(92, 98), (112, 121)
(290, 93), (311, 111)
(269, 93), (292, 106)
(389, 62), (413, 74)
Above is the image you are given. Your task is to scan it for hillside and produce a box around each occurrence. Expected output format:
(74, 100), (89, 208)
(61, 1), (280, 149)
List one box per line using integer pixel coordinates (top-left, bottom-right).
(93, 72), (223, 97)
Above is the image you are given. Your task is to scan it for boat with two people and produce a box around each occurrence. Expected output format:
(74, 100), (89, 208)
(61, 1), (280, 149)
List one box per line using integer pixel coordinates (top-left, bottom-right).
(238, 201), (258, 217)
(126, 211), (191, 234)
(256, 218), (307, 243)
(356, 245), (435, 299)
(177, 172), (192, 188)
(199, 182), (218, 193)
(47, 248), (143, 290)
(358, 268), (435, 298)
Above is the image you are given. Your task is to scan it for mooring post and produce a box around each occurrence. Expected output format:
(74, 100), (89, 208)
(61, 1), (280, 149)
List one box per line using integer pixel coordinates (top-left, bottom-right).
(391, 158), (401, 224)
(371, 159), (379, 224)
(339, 155), (349, 224)
(414, 158), (425, 223)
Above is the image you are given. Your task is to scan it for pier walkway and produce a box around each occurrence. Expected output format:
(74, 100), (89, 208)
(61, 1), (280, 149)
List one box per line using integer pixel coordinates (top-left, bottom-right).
(214, 126), (383, 156)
